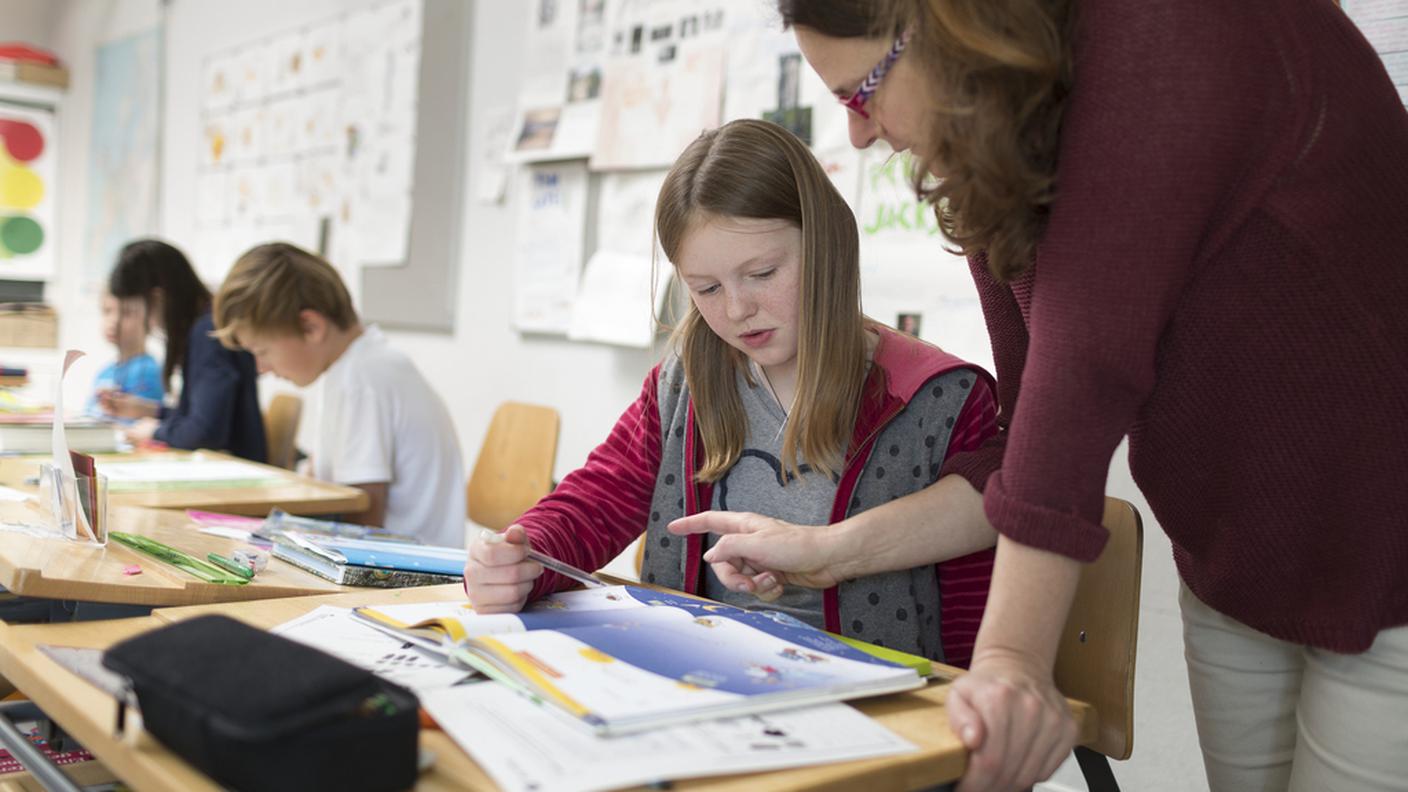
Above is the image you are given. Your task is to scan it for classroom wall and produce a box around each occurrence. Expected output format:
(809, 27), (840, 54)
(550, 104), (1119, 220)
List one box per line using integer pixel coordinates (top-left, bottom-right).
(0, 0), (60, 46)
(30, 0), (1208, 789)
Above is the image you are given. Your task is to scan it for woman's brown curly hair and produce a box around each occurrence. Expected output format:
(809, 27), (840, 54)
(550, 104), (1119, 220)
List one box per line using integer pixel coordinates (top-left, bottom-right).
(778, 0), (1074, 282)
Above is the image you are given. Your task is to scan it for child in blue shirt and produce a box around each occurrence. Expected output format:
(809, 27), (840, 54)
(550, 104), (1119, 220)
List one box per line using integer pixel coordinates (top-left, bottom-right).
(90, 290), (163, 419)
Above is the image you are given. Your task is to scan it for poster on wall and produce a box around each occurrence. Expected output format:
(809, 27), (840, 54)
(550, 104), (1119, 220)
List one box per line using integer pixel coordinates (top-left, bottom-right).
(590, 0), (728, 170)
(86, 28), (161, 290)
(194, 0), (422, 290)
(0, 102), (57, 280)
(513, 162), (588, 334)
(508, 0), (610, 163)
(855, 150), (992, 374)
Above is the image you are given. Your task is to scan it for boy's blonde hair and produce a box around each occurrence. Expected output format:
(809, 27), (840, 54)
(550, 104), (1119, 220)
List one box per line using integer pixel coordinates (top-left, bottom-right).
(213, 243), (357, 349)
(655, 119), (868, 484)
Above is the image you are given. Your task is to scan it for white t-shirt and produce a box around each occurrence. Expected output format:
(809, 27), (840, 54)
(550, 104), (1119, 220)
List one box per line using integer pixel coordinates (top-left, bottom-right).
(313, 325), (466, 547)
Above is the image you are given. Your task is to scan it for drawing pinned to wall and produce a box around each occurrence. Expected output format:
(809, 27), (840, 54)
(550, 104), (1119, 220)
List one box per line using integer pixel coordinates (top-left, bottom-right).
(0, 103), (56, 279)
(194, 0), (422, 285)
(513, 163), (588, 334)
(855, 150), (991, 374)
(510, 0), (609, 163)
(590, 0), (727, 169)
(565, 169), (673, 348)
(722, 2), (848, 154)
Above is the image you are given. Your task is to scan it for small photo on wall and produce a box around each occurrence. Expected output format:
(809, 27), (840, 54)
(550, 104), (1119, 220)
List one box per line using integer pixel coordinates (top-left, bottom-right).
(515, 107), (561, 152)
(896, 312), (922, 337)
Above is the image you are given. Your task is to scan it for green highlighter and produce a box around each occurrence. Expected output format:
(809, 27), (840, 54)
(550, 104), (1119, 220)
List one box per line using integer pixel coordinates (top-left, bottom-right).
(206, 552), (255, 580)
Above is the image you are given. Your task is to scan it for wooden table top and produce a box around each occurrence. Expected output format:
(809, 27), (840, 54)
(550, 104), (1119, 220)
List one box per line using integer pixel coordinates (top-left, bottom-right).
(0, 450), (368, 517)
(0, 586), (1099, 791)
(0, 502), (349, 606)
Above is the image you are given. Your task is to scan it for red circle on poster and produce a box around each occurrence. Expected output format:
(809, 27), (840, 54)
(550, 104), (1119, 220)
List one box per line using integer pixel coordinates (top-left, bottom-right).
(0, 120), (44, 162)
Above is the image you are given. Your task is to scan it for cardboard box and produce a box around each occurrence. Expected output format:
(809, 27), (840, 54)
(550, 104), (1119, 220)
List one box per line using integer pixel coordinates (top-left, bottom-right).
(0, 60), (69, 90)
(0, 304), (58, 348)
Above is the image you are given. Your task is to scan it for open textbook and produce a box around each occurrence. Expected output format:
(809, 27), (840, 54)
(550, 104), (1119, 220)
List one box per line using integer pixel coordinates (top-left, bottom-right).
(353, 585), (925, 735)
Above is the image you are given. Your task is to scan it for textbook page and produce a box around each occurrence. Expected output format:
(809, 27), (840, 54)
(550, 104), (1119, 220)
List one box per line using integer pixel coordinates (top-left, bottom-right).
(272, 606), (473, 693)
(358, 586), (923, 734)
(426, 682), (916, 792)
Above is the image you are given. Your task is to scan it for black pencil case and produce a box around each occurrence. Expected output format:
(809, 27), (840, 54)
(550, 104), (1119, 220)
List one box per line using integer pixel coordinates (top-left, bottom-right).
(102, 614), (419, 792)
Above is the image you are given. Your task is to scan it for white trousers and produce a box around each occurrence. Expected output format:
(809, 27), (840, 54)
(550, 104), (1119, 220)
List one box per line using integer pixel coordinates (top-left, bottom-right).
(1180, 583), (1408, 792)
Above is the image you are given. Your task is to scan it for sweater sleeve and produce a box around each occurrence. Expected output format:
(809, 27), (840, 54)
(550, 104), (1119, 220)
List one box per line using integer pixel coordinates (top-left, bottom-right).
(982, 0), (1294, 561)
(519, 367), (664, 600)
(153, 326), (242, 452)
(939, 264), (1021, 492)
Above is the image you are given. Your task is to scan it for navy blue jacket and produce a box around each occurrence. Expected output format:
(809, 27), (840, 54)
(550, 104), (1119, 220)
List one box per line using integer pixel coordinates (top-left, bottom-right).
(154, 313), (267, 462)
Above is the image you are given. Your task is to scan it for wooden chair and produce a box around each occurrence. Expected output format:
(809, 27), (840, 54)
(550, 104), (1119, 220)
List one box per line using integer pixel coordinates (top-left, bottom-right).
(466, 402), (560, 530)
(262, 394), (303, 470)
(1057, 496), (1145, 791)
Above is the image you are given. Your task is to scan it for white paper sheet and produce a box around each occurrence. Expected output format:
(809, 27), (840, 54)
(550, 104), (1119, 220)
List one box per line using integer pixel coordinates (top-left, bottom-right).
(100, 457), (286, 485)
(507, 0), (608, 163)
(513, 162), (589, 334)
(425, 682), (916, 792)
(567, 250), (672, 348)
(272, 606), (474, 693)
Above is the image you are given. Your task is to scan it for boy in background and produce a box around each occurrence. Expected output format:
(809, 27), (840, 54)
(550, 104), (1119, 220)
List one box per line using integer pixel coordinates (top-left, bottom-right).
(212, 243), (466, 547)
(91, 290), (163, 419)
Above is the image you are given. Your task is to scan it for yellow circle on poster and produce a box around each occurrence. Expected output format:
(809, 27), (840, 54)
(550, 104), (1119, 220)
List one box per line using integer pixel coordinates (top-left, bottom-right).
(0, 161), (43, 210)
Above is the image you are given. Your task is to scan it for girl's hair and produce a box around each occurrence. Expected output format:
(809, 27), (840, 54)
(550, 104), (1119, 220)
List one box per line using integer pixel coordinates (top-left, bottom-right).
(108, 238), (212, 389)
(778, 0), (1074, 282)
(655, 118), (868, 483)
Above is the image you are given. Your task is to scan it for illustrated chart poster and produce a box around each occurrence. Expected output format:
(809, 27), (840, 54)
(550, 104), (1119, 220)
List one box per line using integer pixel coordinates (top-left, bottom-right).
(0, 102), (56, 279)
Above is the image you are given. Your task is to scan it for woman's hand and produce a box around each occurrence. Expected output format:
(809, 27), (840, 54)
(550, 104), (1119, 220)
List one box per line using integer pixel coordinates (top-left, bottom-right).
(99, 390), (159, 420)
(667, 512), (852, 601)
(948, 650), (1079, 792)
(463, 526), (542, 613)
(123, 417), (160, 445)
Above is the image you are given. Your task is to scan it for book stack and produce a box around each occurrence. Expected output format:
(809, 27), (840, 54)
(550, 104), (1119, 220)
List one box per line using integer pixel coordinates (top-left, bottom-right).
(0, 44), (68, 90)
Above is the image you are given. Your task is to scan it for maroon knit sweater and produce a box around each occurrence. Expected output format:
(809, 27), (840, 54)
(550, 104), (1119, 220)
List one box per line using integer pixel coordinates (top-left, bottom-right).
(938, 0), (1408, 653)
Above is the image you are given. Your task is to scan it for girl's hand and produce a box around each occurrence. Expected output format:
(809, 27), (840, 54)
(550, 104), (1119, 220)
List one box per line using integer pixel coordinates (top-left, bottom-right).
(948, 651), (1078, 792)
(667, 512), (850, 601)
(100, 391), (159, 420)
(123, 417), (160, 444)
(463, 526), (542, 613)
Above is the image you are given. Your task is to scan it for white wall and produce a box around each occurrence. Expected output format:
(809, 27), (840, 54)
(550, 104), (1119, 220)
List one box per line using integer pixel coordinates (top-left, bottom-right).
(36, 0), (1207, 788)
(0, 0), (61, 45)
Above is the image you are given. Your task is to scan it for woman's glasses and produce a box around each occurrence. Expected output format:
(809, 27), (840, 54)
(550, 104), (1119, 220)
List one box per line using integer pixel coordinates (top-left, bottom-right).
(838, 31), (912, 120)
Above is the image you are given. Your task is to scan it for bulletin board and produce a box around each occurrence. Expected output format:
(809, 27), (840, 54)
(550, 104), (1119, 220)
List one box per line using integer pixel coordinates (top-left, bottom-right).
(191, 0), (467, 332)
(503, 0), (991, 372)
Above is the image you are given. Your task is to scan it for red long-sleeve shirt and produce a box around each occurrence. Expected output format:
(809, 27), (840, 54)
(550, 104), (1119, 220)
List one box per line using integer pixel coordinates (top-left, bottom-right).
(940, 0), (1408, 652)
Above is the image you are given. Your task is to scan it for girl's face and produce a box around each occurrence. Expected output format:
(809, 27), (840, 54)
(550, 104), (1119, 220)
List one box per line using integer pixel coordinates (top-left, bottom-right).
(674, 215), (804, 379)
(101, 293), (149, 352)
(793, 25), (930, 161)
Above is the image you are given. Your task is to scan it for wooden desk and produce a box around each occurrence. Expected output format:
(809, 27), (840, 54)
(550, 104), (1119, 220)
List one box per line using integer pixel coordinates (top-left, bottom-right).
(0, 587), (1098, 791)
(0, 503), (347, 606)
(0, 450), (368, 517)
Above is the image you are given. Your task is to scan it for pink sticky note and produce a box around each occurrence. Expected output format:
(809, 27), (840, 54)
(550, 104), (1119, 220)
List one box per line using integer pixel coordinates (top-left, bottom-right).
(123, 565), (142, 576)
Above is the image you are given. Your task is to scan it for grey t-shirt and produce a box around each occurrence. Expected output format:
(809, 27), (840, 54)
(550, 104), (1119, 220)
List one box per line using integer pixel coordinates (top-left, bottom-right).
(703, 367), (837, 627)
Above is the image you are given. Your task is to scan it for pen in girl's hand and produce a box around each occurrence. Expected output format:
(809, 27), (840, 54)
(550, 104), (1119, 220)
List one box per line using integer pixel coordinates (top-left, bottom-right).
(478, 528), (606, 588)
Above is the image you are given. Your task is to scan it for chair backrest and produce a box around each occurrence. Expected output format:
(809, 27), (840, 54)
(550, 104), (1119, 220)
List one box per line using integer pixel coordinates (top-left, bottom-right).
(466, 402), (560, 530)
(1053, 496), (1144, 761)
(263, 394), (303, 470)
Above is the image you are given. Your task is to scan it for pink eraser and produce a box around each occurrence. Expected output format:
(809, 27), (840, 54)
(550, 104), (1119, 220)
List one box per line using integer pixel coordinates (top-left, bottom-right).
(123, 565), (142, 576)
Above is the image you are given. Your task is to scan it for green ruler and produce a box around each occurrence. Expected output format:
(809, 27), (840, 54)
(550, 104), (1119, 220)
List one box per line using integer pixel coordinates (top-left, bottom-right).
(110, 531), (249, 585)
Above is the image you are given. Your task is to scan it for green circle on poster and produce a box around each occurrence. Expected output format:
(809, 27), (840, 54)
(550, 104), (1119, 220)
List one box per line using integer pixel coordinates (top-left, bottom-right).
(0, 215), (43, 255)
